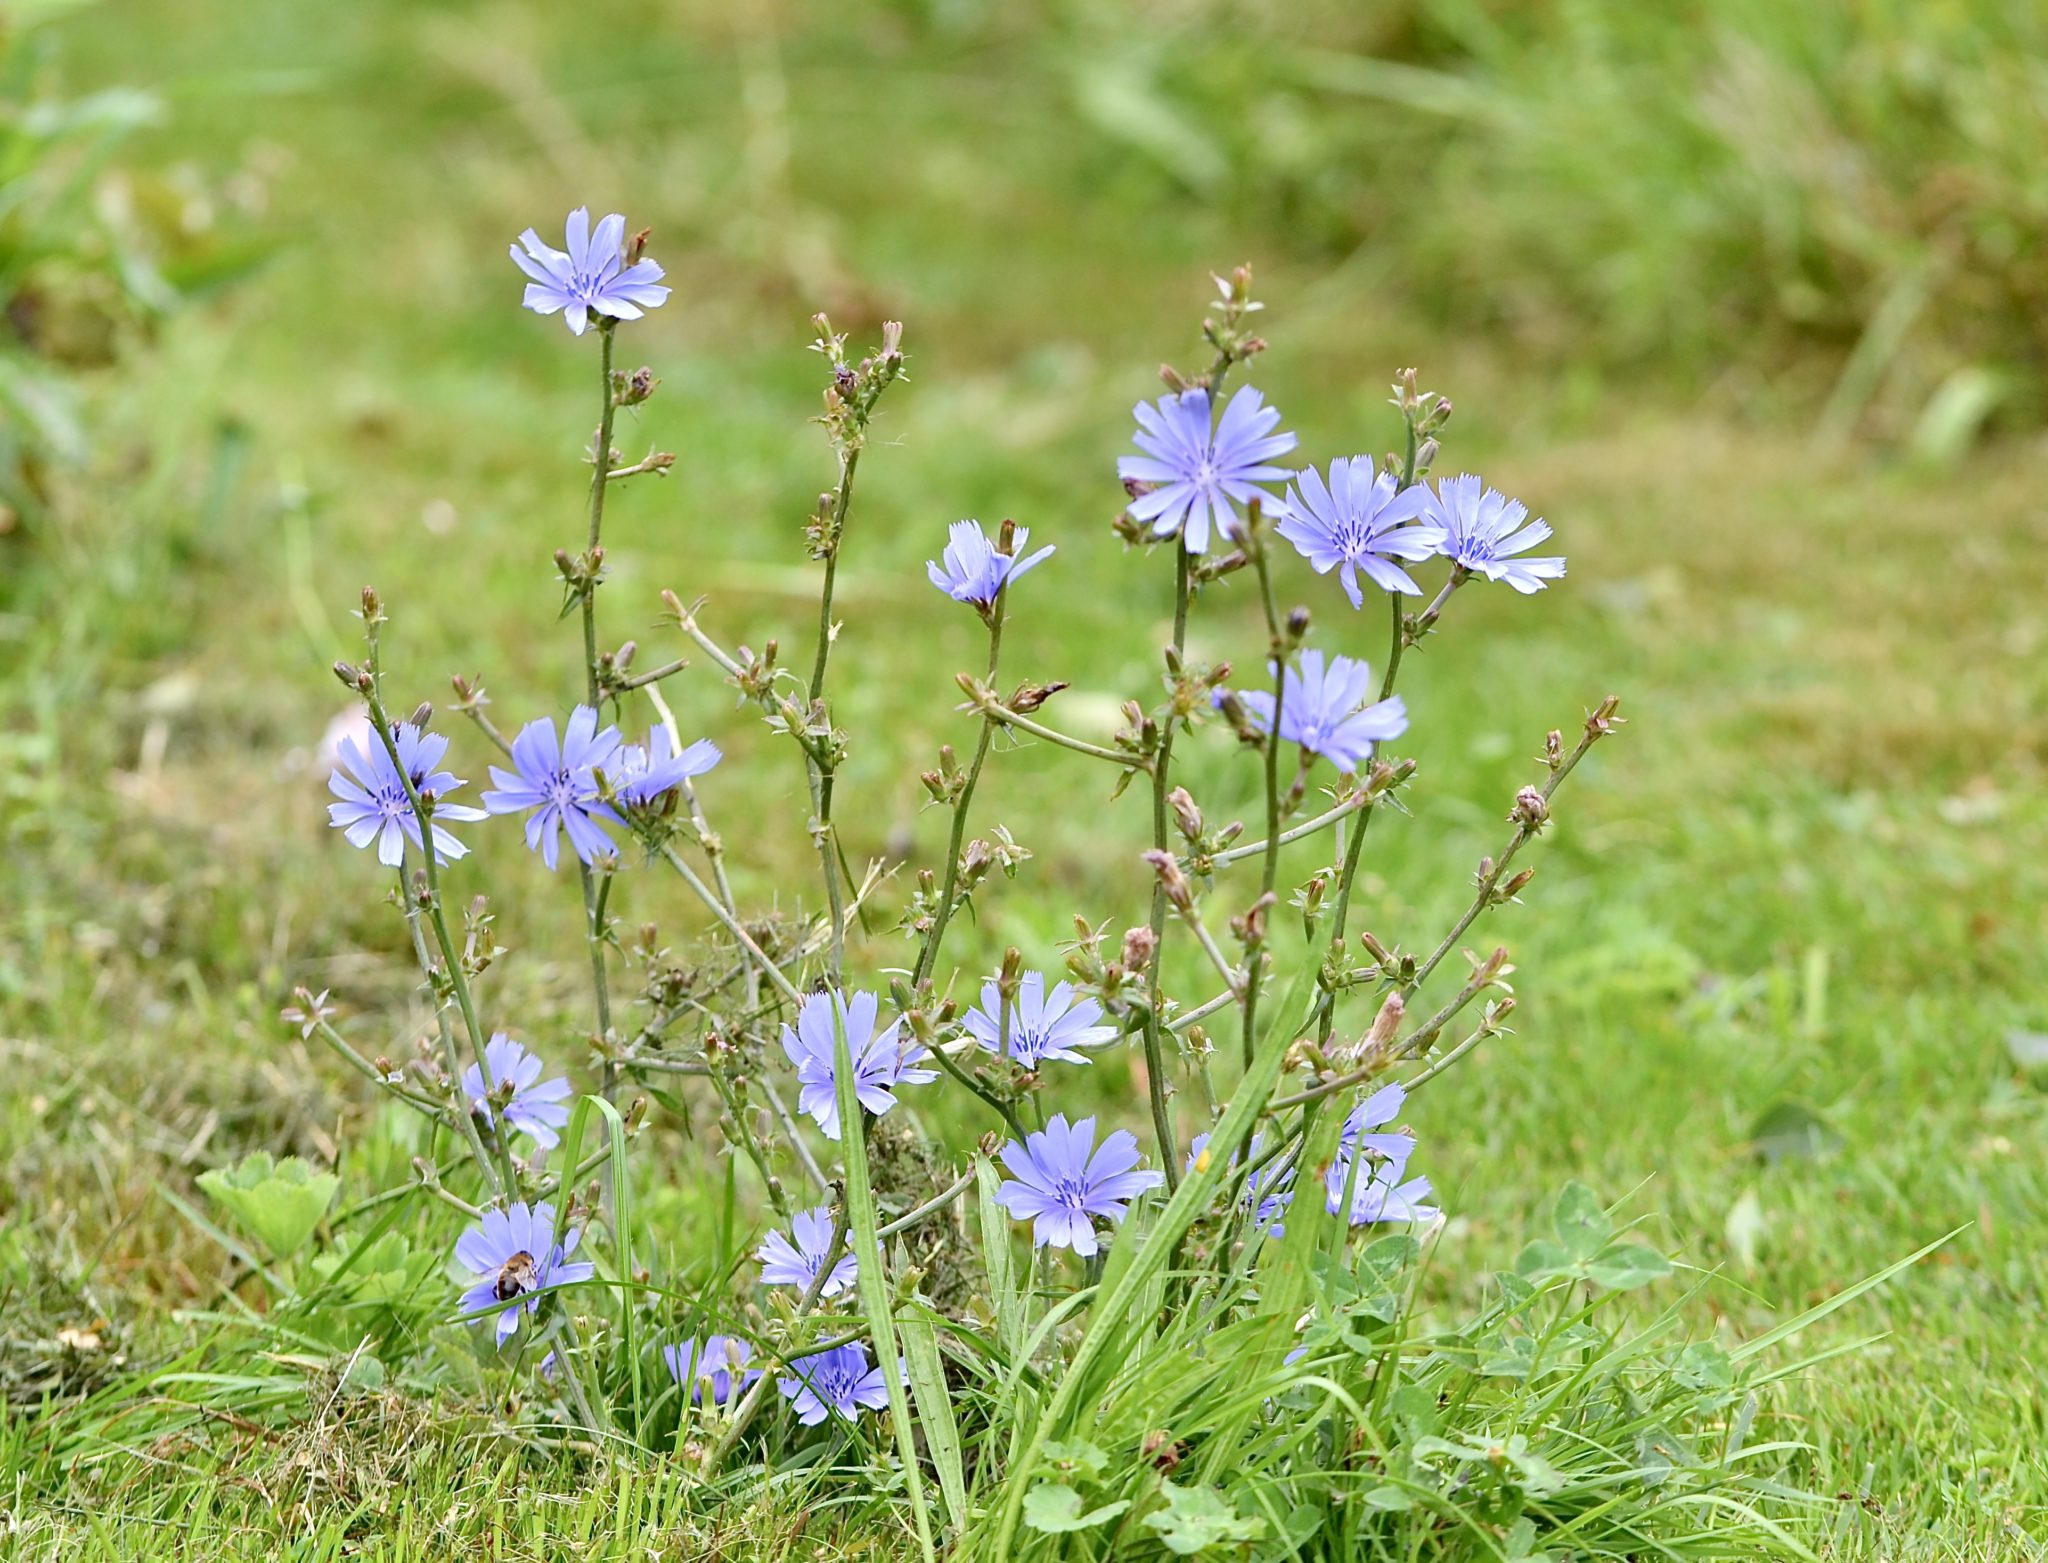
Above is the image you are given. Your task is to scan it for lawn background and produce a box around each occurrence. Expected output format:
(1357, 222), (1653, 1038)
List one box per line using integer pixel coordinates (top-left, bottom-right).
(3, 0), (2046, 1555)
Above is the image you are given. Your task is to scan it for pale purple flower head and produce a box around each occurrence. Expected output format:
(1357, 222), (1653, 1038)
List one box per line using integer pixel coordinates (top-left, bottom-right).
(1219, 650), (1408, 774)
(1276, 458), (1442, 607)
(454, 1201), (595, 1345)
(1338, 1083), (1417, 1167)
(664, 1335), (758, 1406)
(756, 1206), (858, 1298)
(1325, 1083), (1438, 1226)
(780, 989), (936, 1141)
(995, 1113), (1164, 1256)
(327, 722), (487, 867)
(1118, 386), (1296, 554)
(963, 972), (1116, 1070)
(1327, 1162), (1440, 1226)
(461, 1034), (573, 1149)
(778, 1342), (903, 1426)
(1186, 1131), (1292, 1235)
(613, 727), (721, 809)
(1421, 474), (1565, 593)
(926, 519), (1054, 609)
(511, 207), (671, 336)
(481, 706), (624, 870)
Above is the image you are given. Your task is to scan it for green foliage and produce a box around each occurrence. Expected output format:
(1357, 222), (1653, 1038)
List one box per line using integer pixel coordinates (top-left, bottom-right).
(0, 0), (2042, 1556)
(193, 1151), (338, 1259)
(1051, 0), (2048, 434)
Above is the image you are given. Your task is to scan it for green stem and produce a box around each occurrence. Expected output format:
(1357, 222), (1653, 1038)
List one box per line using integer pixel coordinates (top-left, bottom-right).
(1139, 545), (1192, 1189)
(914, 603), (1004, 985)
(1242, 533), (1287, 1072)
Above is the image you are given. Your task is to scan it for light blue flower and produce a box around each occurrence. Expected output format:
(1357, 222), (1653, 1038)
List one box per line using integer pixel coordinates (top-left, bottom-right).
(756, 1206), (858, 1298)
(1421, 474), (1565, 593)
(481, 706), (624, 870)
(327, 722), (486, 867)
(664, 1336), (758, 1406)
(1219, 650), (1408, 774)
(1118, 386), (1296, 554)
(780, 989), (936, 1141)
(1276, 457), (1441, 606)
(454, 1201), (595, 1345)
(996, 1113), (1163, 1255)
(778, 1343), (903, 1426)
(926, 519), (1054, 608)
(962, 972), (1115, 1069)
(511, 207), (670, 336)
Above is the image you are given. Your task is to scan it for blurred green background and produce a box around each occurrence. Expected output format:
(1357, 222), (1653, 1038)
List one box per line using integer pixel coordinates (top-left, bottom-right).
(4, 0), (2046, 1551)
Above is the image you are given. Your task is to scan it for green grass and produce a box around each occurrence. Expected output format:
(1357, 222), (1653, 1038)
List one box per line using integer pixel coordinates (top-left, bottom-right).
(3, 0), (2047, 1556)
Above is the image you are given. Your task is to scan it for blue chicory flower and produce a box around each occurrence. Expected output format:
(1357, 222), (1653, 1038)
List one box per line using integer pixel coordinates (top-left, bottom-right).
(511, 207), (671, 336)
(962, 972), (1115, 1069)
(1118, 386), (1297, 554)
(1276, 457), (1442, 607)
(461, 1034), (573, 1150)
(1186, 1130), (1292, 1235)
(481, 706), (624, 870)
(1325, 1082), (1438, 1226)
(1326, 1161), (1440, 1226)
(778, 1342), (903, 1426)
(780, 989), (936, 1141)
(926, 519), (1054, 609)
(454, 1201), (595, 1345)
(327, 722), (487, 867)
(756, 1205), (859, 1298)
(995, 1113), (1164, 1256)
(1420, 474), (1565, 593)
(664, 1335), (759, 1406)
(1218, 650), (1408, 774)
(1337, 1082), (1417, 1167)
(613, 727), (721, 808)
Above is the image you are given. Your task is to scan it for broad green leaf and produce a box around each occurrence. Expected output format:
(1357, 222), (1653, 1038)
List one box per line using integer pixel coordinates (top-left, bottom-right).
(1041, 1438), (1108, 1477)
(1143, 1481), (1264, 1554)
(1551, 1182), (1611, 1259)
(1022, 1483), (1129, 1534)
(1586, 1241), (1672, 1290)
(195, 1152), (338, 1258)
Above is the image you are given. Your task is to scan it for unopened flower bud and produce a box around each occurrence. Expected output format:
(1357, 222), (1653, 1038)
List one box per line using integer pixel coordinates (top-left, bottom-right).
(360, 585), (381, 619)
(1358, 931), (1394, 967)
(1285, 605), (1311, 642)
(1167, 786), (1203, 842)
(407, 702), (433, 730)
(1141, 849), (1194, 913)
(997, 518), (1017, 554)
(1511, 787), (1549, 829)
(332, 660), (364, 690)
(1585, 694), (1624, 738)
(1365, 991), (1404, 1053)
(1414, 438), (1439, 470)
(1121, 925), (1158, 973)
(920, 769), (947, 803)
(1499, 867), (1536, 900)
(1008, 680), (1068, 714)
